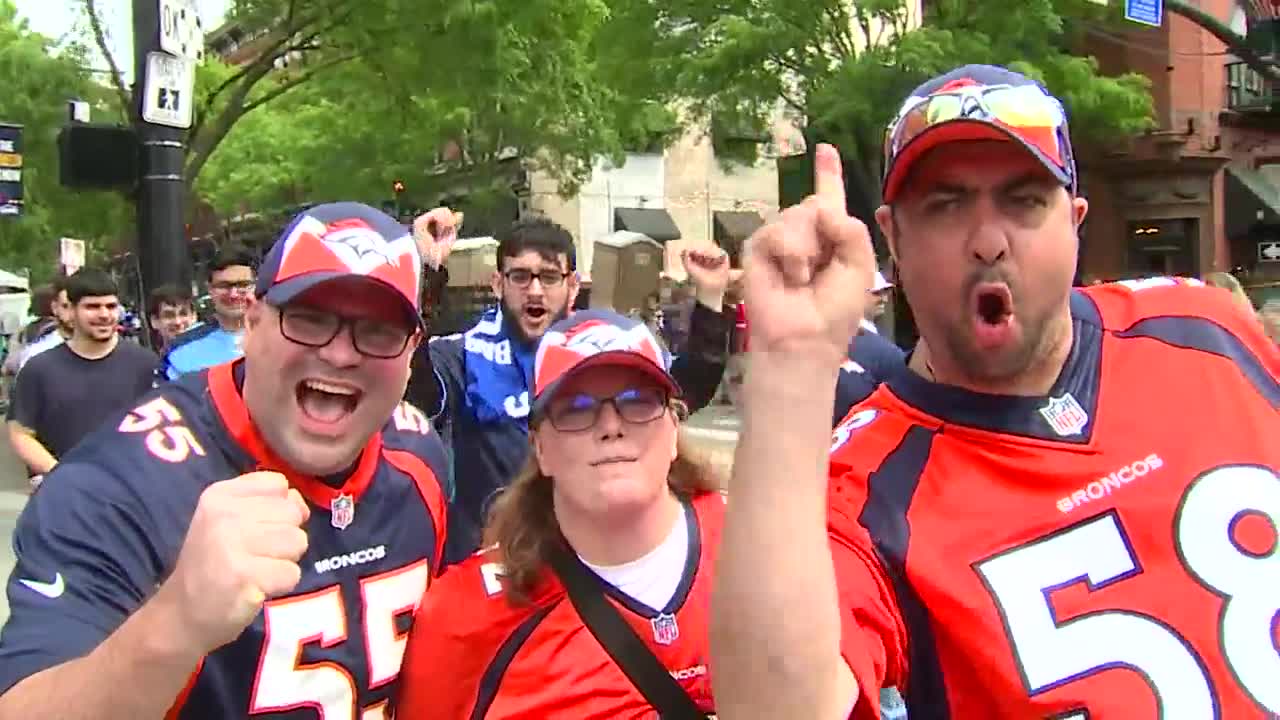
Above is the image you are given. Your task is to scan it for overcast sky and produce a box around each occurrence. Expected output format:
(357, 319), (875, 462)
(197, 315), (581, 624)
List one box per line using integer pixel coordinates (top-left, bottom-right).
(12, 0), (229, 82)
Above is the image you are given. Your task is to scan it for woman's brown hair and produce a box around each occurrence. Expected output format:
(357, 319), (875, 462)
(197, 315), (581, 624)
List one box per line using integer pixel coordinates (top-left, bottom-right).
(482, 409), (723, 604)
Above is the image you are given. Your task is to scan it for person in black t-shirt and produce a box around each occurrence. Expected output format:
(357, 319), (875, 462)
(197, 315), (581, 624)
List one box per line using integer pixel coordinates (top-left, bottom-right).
(6, 269), (156, 487)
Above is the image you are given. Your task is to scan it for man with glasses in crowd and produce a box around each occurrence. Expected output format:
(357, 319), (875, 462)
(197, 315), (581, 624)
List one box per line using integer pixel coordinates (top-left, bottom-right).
(158, 245), (257, 379)
(147, 284), (197, 352)
(408, 210), (732, 564)
(0, 202), (451, 719)
(712, 65), (1280, 719)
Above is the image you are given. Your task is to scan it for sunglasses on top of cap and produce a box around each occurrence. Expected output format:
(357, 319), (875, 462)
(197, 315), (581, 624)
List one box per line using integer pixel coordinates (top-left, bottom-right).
(277, 304), (415, 359)
(541, 387), (672, 433)
(884, 83), (1073, 183)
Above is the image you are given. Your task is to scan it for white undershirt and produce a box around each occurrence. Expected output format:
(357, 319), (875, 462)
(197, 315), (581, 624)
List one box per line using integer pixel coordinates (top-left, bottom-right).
(580, 503), (690, 611)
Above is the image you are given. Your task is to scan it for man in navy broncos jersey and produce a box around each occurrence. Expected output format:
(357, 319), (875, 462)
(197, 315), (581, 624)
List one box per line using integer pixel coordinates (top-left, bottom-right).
(0, 202), (450, 719)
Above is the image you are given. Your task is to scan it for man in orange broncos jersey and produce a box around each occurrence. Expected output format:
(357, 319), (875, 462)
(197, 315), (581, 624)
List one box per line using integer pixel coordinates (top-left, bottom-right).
(711, 64), (1280, 720)
(397, 310), (724, 719)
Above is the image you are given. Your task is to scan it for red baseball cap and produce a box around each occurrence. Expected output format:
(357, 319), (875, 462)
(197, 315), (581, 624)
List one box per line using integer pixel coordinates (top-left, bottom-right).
(532, 310), (680, 418)
(882, 64), (1077, 204)
(256, 202), (424, 326)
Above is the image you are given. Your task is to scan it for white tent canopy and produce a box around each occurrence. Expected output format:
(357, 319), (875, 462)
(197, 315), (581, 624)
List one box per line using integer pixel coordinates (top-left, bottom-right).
(0, 269), (29, 292)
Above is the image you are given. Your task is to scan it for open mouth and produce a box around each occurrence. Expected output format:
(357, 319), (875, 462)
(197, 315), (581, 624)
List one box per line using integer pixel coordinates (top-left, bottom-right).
(296, 378), (362, 425)
(523, 305), (549, 323)
(974, 284), (1014, 327)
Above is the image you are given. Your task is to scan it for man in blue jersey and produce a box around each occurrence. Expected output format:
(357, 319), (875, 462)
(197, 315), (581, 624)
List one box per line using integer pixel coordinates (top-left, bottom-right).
(407, 209), (732, 565)
(158, 245), (257, 379)
(0, 202), (451, 719)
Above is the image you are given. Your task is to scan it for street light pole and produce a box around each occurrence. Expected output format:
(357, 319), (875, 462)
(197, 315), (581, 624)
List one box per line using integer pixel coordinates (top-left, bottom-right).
(131, 0), (192, 310)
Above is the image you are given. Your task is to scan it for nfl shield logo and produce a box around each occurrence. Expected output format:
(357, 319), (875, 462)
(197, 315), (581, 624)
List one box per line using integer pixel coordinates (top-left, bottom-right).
(330, 493), (355, 530)
(1038, 393), (1089, 437)
(651, 613), (680, 645)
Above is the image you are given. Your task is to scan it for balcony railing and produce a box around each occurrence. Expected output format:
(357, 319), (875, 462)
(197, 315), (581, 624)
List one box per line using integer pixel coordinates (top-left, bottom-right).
(1225, 60), (1279, 113)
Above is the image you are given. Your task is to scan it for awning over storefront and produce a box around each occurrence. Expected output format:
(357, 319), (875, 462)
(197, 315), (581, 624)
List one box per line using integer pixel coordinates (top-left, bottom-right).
(1225, 166), (1280, 239)
(614, 207), (681, 243)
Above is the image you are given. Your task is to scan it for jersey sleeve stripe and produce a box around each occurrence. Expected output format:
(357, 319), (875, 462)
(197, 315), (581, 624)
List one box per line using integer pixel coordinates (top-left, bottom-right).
(163, 657), (204, 720)
(469, 604), (558, 720)
(857, 425), (952, 719)
(1115, 316), (1280, 408)
(382, 449), (449, 573)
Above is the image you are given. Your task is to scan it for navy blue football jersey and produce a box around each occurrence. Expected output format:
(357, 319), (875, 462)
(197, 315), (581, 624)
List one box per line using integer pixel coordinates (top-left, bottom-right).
(0, 360), (451, 719)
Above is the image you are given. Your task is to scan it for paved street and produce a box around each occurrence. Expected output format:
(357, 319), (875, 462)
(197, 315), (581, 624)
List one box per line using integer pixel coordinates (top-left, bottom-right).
(0, 403), (740, 625)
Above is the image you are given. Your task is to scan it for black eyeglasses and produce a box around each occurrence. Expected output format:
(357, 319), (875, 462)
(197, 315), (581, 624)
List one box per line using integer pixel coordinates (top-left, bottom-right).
(210, 280), (255, 292)
(503, 268), (570, 288)
(278, 305), (415, 359)
(542, 387), (669, 432)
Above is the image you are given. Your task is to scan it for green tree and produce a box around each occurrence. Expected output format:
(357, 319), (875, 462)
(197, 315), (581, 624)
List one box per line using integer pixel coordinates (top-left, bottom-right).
(195, 0), (679, 213)
(85, 0), (673, 211)
(0, 0), (130, 280)
(619, 0), (1157, 225)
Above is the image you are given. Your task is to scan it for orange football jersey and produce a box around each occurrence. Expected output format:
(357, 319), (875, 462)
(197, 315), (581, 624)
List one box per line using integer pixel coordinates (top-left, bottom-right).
(396, 492), (724, 719)
(828, 279), (1280, 719)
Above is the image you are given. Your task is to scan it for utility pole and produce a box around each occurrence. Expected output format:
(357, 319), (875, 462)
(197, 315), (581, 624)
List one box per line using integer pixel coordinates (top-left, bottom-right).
(131, 0), (195, 307)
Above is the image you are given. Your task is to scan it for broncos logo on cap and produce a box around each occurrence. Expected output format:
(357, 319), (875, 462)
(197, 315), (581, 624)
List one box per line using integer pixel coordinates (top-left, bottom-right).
(563, 321), (651, 353)
(323, 225), (402, 270)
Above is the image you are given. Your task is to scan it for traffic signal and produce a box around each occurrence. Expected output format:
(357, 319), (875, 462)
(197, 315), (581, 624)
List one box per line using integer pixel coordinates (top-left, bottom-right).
(58, 124), (138, 190)
(392, 179), (405, 194)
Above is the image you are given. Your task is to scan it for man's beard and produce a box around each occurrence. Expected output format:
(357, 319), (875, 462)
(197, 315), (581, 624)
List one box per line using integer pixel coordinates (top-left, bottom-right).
(501, 299), (568, 346)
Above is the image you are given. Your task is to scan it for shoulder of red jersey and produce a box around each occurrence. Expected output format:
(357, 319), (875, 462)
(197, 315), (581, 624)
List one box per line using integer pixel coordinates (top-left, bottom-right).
(1081, 277), (1279, 389)
(1084, 277), (1252, 335)
(420, 548), (564, 648)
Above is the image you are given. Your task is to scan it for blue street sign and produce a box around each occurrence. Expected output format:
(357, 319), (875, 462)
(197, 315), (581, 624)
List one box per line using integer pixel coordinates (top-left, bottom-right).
(1125, 0), (1163, 27)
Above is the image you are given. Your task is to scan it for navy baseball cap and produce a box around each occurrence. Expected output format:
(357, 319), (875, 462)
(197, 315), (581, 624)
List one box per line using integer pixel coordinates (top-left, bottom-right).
(256, 202), (424, 325)
(882, 64), (1077, 204)
(531, 310), (680, 419)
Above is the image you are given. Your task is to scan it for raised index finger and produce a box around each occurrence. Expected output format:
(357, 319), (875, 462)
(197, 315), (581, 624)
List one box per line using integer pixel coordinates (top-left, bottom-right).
(813, 143), (847, 212)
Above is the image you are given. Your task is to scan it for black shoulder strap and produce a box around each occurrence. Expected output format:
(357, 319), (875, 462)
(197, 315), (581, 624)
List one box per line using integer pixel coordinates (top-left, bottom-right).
(548, 548), (708, 720)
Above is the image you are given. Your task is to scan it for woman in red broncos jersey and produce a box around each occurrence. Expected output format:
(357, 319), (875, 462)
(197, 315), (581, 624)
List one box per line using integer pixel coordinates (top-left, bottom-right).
(397, 309), (724, 720)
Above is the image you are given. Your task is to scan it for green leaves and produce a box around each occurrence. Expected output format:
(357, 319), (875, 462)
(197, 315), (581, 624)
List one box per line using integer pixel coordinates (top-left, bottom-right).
(628, 0), (1156, 208)
(195, 0), (674, 211)
(0, 0), (130, 281)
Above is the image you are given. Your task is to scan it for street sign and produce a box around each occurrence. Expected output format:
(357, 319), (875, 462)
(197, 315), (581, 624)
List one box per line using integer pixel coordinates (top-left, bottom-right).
(0, 124), (23, 217)
(158, 0), (204, 60)
(142, 52), (195, 129)
(60, 238), (86, 275)
(1125, 0), (1163, 27)
(1259, 241), (1280, 263)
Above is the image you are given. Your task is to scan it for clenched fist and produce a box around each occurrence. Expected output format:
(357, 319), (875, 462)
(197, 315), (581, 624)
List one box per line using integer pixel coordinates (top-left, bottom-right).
(413, 207), (464, 270)
(743, 144), (875, 365)
(156, 472), (310, 652)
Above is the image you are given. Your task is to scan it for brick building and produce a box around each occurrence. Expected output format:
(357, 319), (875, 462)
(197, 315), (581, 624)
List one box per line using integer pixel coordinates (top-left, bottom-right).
(1078, 0), (1279, 299)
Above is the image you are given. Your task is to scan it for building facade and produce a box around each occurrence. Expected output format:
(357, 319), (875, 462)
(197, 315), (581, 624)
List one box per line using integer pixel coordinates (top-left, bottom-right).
(526, 115), (799, 282)
(1079, 0), (1279, 298)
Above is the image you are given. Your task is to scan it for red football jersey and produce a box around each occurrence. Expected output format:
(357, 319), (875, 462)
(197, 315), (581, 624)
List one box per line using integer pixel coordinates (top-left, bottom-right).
(828, 279), (1280, 719)
(396, 492), (724, 719)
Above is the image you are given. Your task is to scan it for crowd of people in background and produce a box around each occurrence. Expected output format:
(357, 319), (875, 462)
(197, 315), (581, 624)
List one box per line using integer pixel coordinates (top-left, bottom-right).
(0, 61), (1277, 720)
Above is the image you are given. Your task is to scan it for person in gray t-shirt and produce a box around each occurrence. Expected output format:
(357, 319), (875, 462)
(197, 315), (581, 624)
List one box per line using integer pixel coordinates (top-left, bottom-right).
(6, 269), (156, 487)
